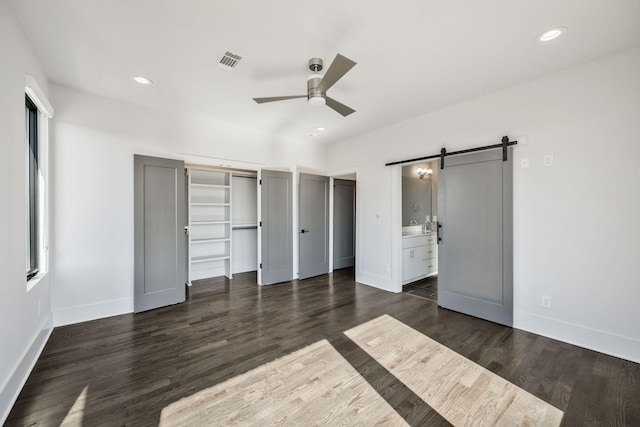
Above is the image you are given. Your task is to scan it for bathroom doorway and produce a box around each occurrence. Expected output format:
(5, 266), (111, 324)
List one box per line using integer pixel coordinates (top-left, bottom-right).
(401, 161), (438, 301)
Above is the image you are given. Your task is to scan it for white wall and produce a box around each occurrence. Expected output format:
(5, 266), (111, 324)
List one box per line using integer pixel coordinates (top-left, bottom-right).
(328, 47), (640, 363)
(50, 85), (327, 325)
(0, 2), (53, 422)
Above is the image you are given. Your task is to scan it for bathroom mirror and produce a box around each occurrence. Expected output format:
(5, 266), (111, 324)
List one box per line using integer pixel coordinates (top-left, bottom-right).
(402, 161), (437, 226)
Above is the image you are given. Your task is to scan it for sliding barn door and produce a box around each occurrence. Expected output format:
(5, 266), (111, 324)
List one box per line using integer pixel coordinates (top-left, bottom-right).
(134, 155), (187, 312)
(437, 149), (513, 326)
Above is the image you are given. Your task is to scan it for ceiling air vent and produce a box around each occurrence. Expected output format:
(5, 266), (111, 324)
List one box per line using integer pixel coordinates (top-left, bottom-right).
(218, 51), (244, 71)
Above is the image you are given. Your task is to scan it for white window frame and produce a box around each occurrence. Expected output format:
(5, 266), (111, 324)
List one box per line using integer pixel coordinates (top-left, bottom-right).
(25, 75), (53, 291)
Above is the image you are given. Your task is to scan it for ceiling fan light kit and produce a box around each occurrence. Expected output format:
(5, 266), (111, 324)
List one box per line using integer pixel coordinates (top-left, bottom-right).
(308, 96), (326, 106)
(253, 54), (356, 116)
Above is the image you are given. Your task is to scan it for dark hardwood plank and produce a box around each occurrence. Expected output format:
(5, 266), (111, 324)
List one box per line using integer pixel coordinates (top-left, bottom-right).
(6, 268), (640, 426)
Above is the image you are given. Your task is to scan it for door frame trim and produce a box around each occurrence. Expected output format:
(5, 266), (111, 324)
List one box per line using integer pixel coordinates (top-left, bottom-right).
(392, 165), (403, 292)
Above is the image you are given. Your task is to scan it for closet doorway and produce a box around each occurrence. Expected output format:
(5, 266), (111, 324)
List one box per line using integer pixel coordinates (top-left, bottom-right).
(333, 177), (356, 271)
(186, 165), (259, 284)
(331, 174), (357, 278)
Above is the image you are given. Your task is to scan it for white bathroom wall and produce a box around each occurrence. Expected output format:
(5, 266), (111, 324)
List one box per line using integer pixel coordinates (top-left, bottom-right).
(0, 2), (53, 422)
(327, 47), (640, 363)
(50, 84), (327, 326)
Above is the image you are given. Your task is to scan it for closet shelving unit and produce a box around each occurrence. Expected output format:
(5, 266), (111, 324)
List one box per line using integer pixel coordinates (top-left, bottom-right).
(188, 167), (232, 282)
(230, 173), (258, 274)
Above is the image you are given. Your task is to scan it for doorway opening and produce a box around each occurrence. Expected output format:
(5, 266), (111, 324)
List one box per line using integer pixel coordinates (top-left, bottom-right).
(186, 164), (259, 285)
(332, 173), (357, 280)
(400, 161), (438, 301)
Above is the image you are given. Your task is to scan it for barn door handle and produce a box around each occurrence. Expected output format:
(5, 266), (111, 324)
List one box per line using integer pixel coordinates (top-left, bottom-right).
(300, 229), (309, 233)
(437, 222), (442, 244)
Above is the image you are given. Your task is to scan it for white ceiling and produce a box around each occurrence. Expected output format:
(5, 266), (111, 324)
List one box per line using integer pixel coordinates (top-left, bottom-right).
(10, 0), (640, 145)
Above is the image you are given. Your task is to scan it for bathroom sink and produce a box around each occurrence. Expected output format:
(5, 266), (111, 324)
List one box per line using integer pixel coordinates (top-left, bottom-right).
(402, 225), (436, 236)
(402, 225), (424, 236)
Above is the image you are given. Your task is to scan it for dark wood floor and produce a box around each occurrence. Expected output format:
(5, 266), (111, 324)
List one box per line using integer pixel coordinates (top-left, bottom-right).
(7, 268), (640, 426)
(403, 275), (438, 301)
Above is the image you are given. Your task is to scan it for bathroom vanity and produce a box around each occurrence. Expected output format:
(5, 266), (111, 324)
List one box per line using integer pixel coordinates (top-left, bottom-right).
(402, 229), (437, 284)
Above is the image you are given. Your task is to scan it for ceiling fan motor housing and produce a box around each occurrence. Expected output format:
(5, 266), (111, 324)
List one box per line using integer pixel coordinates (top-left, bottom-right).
(307, 58), (324, 99)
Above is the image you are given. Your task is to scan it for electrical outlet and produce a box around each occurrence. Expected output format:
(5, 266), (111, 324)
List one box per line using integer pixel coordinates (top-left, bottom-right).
(521, 158), (530, 169)
(541, 295), (552, 309)
(384, 264), (390, 273)
(543, 154), (554, 167)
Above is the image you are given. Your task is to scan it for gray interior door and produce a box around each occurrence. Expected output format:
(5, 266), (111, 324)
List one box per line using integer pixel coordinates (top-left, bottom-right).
(261, 170), (293, 285)
(134, 155), (186, 313)
(299, 173), (330, 279)
(333, 179), (355, 270)
(437, 148), (513, 326)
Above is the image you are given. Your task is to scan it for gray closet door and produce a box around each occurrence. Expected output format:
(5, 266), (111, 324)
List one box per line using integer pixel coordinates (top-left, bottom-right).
(299, 173), (330, 280)
(134, 155), (186, 313)
(261, 170), (293, 285)
(333, 179), (355, 270)
(437, 148), (513, 326)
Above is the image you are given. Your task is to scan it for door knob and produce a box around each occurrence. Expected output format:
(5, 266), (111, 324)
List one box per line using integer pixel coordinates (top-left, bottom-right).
(300, 229), (309, 233)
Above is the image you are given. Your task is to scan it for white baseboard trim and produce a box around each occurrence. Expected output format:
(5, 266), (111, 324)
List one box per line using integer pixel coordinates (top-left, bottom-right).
(53, 297), (134, 327)
(515, 310), (640, 364)
(355, 271), (398, 293)
(0, 313), (53, 425)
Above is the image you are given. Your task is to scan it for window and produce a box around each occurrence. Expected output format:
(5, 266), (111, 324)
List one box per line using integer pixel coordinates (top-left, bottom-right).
(26, 95), (39, 280)
(24, 75), (53, 286)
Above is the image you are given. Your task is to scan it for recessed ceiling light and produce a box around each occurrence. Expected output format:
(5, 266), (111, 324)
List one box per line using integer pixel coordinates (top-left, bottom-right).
(133, 76), (153, 85)
(537, 27), (566, 42)
(316, 127), (326, 132)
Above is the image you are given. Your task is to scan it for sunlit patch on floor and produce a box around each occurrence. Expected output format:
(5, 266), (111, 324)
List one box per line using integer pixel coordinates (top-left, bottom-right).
(345, 315), (564, 426)
(60, 385), (88, 426)
(159, 339), (407, 426)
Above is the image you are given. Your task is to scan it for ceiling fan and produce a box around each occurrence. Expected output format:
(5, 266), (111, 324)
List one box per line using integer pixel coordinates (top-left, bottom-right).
(253, 54), (356, 117)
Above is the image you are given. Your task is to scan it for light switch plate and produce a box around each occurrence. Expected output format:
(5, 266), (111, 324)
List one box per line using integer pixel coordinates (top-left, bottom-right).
(521, 158), (530, 169)
(543, 154), (554, 167)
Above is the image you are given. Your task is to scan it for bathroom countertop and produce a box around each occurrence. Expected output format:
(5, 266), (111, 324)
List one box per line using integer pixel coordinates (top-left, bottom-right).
(402, 231), (435, 238)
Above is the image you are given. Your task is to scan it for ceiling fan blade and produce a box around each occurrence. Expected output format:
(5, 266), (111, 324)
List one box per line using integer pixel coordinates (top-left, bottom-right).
(325, 96), (355, 117)
(253, 95), (307, 104)
(317, 54), (356, 93)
